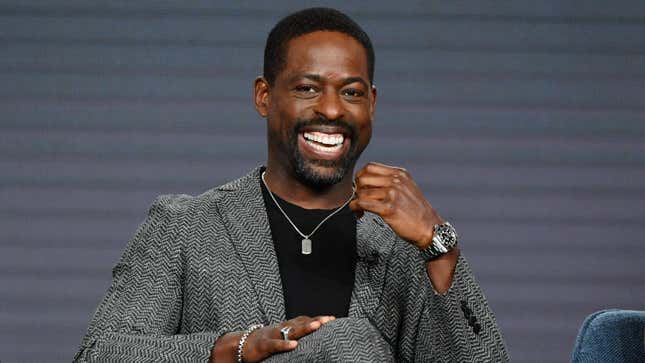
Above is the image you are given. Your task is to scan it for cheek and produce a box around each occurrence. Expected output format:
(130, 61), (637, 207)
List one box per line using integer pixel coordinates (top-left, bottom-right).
(271, 99), (304, 128)
(267, 107), (292, 136)
(355, 122), (372, 150)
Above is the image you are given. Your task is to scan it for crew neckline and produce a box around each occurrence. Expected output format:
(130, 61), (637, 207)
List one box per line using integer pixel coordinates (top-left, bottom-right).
(259, 167), (354, 215)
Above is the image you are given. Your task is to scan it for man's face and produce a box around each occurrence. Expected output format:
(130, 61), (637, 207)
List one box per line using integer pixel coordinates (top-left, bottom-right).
(256, 31), (376, 189)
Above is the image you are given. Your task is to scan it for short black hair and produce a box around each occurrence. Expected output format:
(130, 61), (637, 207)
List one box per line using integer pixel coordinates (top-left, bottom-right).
(263, 7), (375, 86)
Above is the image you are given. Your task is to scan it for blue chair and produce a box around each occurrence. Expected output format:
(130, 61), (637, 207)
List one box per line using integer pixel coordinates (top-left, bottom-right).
(571, 309), (645, 363)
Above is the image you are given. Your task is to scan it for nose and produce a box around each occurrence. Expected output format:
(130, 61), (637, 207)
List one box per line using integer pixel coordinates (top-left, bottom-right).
(314, 89), (344, 121)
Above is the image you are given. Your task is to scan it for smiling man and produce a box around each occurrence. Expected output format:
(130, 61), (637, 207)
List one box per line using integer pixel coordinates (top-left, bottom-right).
(75, 8), (508, 363)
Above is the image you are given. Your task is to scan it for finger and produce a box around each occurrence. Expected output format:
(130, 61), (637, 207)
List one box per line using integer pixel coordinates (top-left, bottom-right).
(356, 162), (406, 178)
(369, 161), (405, 170)
(279, 317), (315, 340)
(312, 315), (336, 324)
(283, 316), (325, 339)
(355, 198), (393, 217)
(356, 187), (389, 201)
(266, 339), (298, 354)
(355, 174), (396, 189)
(302, 318), (322, 333)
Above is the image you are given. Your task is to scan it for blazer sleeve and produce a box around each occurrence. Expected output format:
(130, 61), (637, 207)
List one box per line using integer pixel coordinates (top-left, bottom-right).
(74, 195), (224, 363)
(413, 254), (510, 362)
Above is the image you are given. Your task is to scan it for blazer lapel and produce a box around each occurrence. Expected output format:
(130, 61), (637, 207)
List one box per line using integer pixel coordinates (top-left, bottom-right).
(216, 166), (286, 324)
(349, 213), (397, 318)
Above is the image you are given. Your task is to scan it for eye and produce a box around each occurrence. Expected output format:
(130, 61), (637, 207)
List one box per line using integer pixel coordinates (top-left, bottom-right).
(293, 85), (319, 98)
(342, 88), (365, 99)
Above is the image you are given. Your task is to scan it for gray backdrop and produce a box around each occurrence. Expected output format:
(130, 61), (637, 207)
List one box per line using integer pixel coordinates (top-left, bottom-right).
(1, 1), (644, 362)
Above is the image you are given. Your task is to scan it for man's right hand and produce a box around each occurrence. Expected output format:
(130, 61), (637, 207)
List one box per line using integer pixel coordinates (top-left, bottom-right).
(210, 315), (336, 363)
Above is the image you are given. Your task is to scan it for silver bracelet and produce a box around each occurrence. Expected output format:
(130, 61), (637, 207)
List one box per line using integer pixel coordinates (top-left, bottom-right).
(237, 323), (264, 363)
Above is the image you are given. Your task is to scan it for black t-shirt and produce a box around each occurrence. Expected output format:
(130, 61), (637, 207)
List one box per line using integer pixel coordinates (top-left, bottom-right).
(260, 170), (357, 319)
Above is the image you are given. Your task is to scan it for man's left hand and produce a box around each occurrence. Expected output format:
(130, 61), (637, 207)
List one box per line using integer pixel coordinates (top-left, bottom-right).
(350, 162), (443, 249)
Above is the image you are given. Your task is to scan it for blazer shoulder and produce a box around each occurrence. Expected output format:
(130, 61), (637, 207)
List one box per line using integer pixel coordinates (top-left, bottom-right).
(150, 182), (232, 215)
(148, 166), (261, 220)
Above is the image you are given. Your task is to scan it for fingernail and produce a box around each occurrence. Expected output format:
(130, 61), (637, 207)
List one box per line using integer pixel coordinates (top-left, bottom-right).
(289, 341), (298, 347)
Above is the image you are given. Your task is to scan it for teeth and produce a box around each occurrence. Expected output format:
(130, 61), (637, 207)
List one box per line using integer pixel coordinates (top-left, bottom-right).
(303, 132), (344, 146)
(305, 139), (343, 152)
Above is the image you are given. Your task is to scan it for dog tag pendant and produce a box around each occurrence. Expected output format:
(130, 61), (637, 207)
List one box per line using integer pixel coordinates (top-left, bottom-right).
(301, 238), (312, 255)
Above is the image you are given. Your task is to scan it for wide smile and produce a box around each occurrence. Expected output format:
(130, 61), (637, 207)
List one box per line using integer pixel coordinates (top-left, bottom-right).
(298, 130), (350, 160)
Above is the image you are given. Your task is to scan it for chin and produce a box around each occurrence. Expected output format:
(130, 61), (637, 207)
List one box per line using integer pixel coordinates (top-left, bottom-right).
(293, 159), (350, 189)
(284, 128), (359, 189)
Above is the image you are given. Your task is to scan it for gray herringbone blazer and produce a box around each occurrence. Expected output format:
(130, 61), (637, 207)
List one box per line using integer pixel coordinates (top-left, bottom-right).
(74, 166), (509, 362)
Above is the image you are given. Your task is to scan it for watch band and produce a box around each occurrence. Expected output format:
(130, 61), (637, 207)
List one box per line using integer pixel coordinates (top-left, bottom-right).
(420, 221), (458, 261)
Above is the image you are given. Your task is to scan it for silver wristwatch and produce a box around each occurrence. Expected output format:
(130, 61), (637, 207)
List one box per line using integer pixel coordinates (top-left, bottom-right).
(420, 222), (458, 261)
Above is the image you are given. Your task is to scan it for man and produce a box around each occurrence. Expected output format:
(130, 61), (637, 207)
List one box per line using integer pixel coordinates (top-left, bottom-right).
(75, 7), (508, 362)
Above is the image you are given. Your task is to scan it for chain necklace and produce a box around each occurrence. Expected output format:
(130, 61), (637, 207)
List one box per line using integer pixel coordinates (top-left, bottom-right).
(261, 171), (356, 255)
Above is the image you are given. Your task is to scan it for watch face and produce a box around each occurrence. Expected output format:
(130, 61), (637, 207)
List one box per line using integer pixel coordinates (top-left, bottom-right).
(423, 222), (458, 261)
(436, 224), (457, 248)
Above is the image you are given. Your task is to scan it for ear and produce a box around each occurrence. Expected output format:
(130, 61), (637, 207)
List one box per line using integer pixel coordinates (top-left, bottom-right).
(369, 83), (378, 119)
(254, 76), (271, 117)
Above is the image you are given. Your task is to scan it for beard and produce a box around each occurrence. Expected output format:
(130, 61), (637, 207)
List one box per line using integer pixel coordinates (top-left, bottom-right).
(285, 117), (359, 189)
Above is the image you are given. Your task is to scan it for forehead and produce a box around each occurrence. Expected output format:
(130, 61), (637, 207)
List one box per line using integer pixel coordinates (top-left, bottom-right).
(281, 31), (369, 82)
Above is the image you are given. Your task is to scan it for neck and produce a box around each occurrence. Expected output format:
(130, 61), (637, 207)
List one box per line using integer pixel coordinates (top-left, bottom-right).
(263, 161), (355, 210)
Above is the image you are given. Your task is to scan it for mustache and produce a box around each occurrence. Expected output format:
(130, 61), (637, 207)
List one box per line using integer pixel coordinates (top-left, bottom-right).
(292, 117), (357, 140)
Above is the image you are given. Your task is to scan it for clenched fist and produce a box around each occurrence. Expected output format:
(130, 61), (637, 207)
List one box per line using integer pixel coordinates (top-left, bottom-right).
(350, 162), (444, 250)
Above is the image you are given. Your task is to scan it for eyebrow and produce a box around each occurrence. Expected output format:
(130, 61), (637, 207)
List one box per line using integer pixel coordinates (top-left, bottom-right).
(291, 73), (369, 88)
